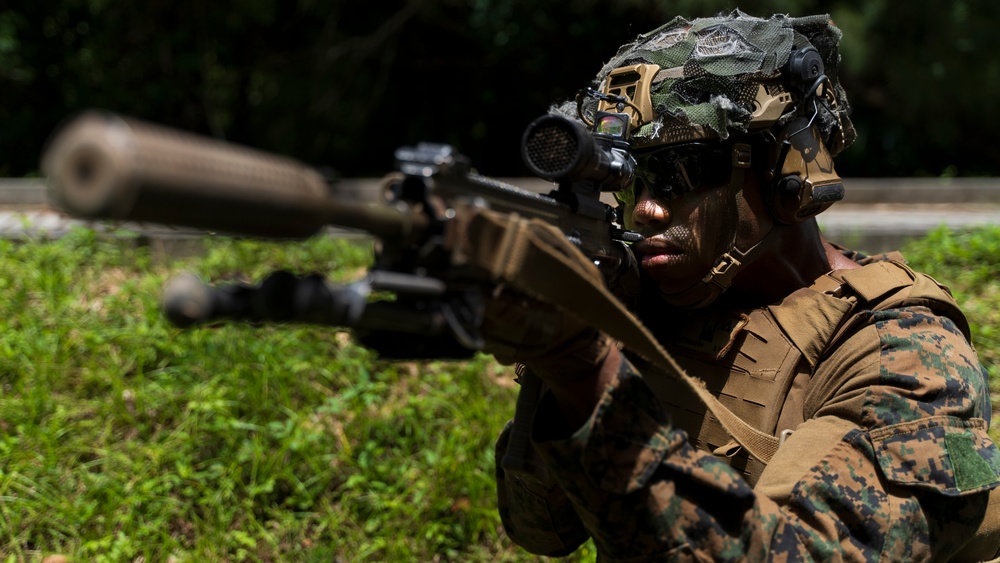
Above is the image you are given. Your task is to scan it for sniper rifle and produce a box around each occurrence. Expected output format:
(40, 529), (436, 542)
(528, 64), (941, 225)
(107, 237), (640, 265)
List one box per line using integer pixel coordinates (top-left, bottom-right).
(41, 106), (642, 360)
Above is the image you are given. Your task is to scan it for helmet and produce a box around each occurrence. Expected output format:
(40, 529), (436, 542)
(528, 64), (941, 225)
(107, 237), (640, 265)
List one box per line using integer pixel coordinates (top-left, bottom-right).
(575, 11), (854, 153)
(560, 11), (857, 307)
(560, 11), (857, 224)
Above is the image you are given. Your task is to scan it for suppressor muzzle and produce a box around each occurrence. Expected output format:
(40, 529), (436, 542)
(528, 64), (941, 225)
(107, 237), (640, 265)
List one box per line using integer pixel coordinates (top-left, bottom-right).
(42, 111), (337, 238)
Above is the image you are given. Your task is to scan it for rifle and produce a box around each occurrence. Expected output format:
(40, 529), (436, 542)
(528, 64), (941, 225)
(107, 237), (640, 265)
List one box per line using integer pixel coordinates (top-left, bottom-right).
(41, 109), (642, 360)
(42, 110), (796, 470)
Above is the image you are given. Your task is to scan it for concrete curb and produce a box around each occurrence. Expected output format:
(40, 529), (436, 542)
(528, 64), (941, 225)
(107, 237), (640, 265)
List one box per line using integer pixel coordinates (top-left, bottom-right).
(8, 177), (1000, 204)
(3, 177), (999, 254)
(0, 179), (48, 205)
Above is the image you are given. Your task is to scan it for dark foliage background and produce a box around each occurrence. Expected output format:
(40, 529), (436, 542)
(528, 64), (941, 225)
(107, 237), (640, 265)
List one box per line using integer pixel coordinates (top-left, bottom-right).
(2, 0), (998, 178)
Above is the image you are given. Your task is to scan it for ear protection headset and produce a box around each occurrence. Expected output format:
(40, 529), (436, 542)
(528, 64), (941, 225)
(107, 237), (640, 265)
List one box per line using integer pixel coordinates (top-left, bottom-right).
(763, 46), (847, 225)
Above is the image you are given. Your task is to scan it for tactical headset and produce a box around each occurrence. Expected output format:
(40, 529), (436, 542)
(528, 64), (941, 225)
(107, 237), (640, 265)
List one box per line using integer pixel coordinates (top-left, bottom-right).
(763, 46), (847, 224)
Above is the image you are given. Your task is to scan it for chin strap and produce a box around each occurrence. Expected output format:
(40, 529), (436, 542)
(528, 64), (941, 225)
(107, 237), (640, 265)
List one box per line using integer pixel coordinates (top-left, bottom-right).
(659, 141), (782, 309)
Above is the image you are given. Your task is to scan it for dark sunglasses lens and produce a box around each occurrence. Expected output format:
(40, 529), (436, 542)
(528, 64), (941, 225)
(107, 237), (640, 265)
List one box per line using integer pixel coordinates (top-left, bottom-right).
(637, 144), (730, 199)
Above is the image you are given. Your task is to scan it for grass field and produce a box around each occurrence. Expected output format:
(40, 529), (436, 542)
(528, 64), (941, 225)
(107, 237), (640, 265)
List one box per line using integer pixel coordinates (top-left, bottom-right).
(0, 225), (998, 562)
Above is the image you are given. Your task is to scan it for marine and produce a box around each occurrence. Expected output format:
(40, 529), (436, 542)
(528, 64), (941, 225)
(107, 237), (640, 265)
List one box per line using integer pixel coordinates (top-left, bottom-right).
(478, 11), (1000, 561)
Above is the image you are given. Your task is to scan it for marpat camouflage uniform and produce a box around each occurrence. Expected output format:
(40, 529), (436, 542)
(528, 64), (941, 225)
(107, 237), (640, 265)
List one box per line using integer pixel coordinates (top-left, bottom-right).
(496, 253), (1000, 560)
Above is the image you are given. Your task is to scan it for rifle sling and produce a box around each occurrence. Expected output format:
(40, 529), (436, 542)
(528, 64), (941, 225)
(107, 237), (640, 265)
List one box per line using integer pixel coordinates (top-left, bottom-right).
(467, 210), (782, 463)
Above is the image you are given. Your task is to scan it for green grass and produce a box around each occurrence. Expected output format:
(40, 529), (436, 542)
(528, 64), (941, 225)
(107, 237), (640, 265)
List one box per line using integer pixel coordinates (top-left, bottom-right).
(0, 225), (997, 561)
(0, 230), (560, 562)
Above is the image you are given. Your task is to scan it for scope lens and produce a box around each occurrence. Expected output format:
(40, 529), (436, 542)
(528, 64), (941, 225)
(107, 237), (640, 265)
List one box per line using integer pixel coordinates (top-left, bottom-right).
(523, 119), (579, 177)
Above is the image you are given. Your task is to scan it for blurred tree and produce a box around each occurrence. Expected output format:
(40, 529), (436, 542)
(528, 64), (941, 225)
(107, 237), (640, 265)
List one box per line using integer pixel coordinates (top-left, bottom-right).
(1, 0), (997, 178)
(832, 0), (1000, 176)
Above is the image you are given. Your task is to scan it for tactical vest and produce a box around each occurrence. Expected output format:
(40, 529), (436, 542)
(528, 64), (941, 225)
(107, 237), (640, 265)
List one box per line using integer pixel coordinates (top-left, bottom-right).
(629, 258), (1000, 561)
(468, 211), (999, 559)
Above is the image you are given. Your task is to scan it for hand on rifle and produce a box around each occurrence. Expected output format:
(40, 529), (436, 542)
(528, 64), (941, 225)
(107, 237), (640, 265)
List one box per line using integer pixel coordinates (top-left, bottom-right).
(465, 209), (629, 428)
(481, 289), (614, 385)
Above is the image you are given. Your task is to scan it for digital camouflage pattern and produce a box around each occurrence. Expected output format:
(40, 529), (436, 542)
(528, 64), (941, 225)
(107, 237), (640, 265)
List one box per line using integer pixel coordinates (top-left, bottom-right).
(496, 290), (1000, 560)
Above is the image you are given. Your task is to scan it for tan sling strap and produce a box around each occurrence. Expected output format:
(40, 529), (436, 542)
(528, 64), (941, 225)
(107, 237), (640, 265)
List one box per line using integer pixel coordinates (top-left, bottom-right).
(464, 209), (782, 463)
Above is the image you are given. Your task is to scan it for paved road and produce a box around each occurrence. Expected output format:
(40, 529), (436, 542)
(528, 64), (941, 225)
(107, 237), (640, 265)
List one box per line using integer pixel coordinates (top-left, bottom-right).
(820, 203), (1000, 251)
(4, 178), (999, 254)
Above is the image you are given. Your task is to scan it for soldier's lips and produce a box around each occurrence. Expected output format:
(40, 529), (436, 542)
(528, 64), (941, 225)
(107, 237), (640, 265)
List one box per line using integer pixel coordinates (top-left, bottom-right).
(635, 241), (689, 269)
(640, 251), (686, 268)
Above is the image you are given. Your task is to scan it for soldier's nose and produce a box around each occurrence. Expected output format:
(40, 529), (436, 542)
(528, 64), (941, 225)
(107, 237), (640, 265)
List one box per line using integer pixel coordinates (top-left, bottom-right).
(631, 187), (670, 228)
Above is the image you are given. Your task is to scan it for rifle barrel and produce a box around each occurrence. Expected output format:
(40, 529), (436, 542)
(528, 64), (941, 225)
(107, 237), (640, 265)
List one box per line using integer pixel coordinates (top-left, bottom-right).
(42, 111), (422, 240)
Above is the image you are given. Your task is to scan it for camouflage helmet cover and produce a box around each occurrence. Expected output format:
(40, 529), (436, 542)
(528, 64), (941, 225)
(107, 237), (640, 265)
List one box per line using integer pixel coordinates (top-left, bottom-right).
(570, 11), (857, 155)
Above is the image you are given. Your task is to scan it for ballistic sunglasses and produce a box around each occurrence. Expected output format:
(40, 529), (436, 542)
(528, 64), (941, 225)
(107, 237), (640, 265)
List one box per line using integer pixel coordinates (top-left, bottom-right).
(614, 141), (739, 207)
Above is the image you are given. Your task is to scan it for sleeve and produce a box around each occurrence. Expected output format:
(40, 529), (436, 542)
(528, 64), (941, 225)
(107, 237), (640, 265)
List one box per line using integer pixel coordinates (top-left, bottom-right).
(494, 420), (590, 556)
(515, 306), (1000, 561)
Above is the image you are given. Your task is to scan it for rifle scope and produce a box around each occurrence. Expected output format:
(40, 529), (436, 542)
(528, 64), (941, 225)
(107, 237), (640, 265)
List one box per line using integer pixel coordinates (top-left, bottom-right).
(521, 114), (634, 192)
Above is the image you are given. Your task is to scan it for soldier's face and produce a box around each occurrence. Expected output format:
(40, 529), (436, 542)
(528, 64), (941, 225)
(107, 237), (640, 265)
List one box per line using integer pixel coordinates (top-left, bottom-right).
(624, 169), (769, 296)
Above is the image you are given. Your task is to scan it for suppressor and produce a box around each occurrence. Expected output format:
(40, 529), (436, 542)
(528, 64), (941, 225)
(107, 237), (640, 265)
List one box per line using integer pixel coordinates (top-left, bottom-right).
(42, 111), (421, 240)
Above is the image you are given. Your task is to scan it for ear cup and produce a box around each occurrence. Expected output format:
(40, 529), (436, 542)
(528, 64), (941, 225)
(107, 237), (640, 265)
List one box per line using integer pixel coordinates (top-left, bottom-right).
(765, 117), (845, 224)
(787, 46), (825, 89)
